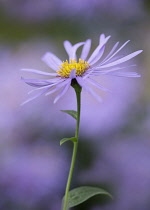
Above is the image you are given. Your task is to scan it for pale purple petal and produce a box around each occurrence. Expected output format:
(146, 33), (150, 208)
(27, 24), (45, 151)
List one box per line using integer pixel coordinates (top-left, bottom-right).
(89, 45), (105, 66)
(21, 77), (52, 87)
(107, 71), (141, 77)
(76, 77), (102, 102)
(99, 50), (143, 68)
(99, 34), (106, 43)
(27, 79), (62, 94)
(21, 88), (49, 105)
(64, 40), (72, 57)
(44, 86), (61, 96)
(42, 52), (62, 71)
(86, 78), (110, 92)
(100, 42), (119, 64)
(87, 35), (111, 64)
(76, 77), (85, 89)
(86, 86), (102, 102)
(69, 69), (76, 79)
(80, 39), (91, 60)
(45, 79), (70, 96)
(53, 80), (71, 103)
(91, 65), (136, 74)
(21, 68), (57, 76)
(70, 42), (85, 60)
(100, 40), (130, 65)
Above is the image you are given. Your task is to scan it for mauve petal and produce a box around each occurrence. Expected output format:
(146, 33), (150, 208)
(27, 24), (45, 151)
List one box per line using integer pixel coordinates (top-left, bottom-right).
(21, 68), (57, 76)
(86, 78), (110, 92)
(42, 52), (62, 71)
(70, 42), (85, 60)
(76, 77), (85, 88)
(28, 79), (62, 94)
(54, 80), (71, 103)
(87, 35), (111, 64)
(91, 65), (136, 74)
(21, 88), (49, 105)
(45, 79), (70, 96)
(99, 34), (106, 43)
(107, 71), (141, 77)
(80, 39), (91, 60)
(64, 40), (72, 58)
(86, 86), (102, 102)
(89, 45), (105, 66)
(99, 50), (143, 68)
(76, 77), (102, 102)
(21, 77), (51, 87)
(100, 40), (130, 65)
(69, 69), (76, 79)
(100, 42), (119, 64)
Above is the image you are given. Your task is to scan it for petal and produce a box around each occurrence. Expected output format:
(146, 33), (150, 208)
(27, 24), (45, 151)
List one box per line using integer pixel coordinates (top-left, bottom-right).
(69, 69), (76, 79)
(21, 77), (52, 87)
(54, 80), (71, 103)
(86, 78), (110, 92)
(87, 35), (111, 64)
(76, 77), (102, 102)
(100, 42), (119, 64)
(45, 79), (70, 96)
(86, 86), (102, 102)
(21, 88), (49, 105)
(80, 39), (91, 60)
(27, 79), (62, 94)
(99, 34), (106, 42)
(70, 42), (85, 60)
(99, 50), (143, 68)
(64, 41), (85, 60)
(91, 65), (136, 74)
(42, 52), (62, 71)
(21, 68), (58, 76)
(100, 40), (130, 65)
(64, 40), (72, 57)
(89, 45), (105, 66)
(107, 71), (141, 77)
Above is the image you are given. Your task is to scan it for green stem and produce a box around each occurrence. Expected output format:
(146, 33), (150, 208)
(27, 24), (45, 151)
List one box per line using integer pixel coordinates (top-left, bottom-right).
(62, 82), (82, 210)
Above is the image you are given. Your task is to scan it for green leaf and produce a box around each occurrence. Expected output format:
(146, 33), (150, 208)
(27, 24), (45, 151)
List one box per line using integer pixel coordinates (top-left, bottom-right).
(65, 186), (112, 208)
(60, 137), (77, 146)
(61, 110), (77, 120)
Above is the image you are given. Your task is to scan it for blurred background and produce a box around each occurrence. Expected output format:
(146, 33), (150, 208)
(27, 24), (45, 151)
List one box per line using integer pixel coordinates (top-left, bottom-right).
(0, 0), (150, 210)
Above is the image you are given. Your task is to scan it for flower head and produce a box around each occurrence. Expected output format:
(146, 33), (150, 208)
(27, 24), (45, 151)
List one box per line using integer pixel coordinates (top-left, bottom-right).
(21, 34), (142, 105)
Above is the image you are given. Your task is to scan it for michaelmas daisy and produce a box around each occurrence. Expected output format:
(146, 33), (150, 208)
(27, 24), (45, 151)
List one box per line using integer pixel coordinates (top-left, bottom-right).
(21, 34), (142, 105)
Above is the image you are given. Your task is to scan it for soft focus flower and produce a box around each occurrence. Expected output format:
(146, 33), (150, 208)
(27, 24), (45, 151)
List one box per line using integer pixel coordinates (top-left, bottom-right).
(79, 137), (150, 210)
(0, 0), (144, 23)
(0, 143), (68, 209)
(22, 34), (142, 105)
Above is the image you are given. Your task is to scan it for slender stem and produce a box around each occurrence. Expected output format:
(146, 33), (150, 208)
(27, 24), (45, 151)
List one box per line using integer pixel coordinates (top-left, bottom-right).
(62, 82), (82, 210)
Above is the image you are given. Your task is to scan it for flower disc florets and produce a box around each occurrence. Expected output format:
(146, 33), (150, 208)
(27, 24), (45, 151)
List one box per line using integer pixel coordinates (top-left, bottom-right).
(56, 58), (90, 78)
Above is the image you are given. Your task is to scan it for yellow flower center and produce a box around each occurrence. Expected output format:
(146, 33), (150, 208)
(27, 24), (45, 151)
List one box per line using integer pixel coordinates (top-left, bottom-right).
(56, 59), (90, 78)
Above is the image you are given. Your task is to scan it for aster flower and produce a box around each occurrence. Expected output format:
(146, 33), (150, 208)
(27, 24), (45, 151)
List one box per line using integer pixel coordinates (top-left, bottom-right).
(21, 34), (142, 105)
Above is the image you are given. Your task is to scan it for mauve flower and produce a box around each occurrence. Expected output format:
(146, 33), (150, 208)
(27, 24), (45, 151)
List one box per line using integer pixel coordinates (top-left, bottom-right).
(1, 0), (144, 23)
(0, 144), (68, 209)
(79, 137), (150, 210)
(22, 34), (142, 105)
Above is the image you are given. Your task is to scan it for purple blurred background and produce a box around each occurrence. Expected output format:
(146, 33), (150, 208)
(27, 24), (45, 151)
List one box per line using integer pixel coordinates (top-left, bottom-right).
(0, 0), (149, 209)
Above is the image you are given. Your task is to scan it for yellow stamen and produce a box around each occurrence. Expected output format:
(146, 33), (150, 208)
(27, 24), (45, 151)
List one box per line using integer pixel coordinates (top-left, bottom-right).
(56, 59), (90, 78)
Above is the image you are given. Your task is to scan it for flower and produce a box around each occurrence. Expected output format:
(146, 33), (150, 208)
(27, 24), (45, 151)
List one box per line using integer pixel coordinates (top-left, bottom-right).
(21, 34), (142, 105)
